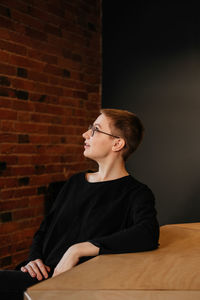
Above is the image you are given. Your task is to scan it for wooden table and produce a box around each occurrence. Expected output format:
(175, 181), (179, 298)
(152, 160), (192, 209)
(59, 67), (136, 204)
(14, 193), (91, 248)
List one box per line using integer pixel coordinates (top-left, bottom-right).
(25, 223), (200, 300)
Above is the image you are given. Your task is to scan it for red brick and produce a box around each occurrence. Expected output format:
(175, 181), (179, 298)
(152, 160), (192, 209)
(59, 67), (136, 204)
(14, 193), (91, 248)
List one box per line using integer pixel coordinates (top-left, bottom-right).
(11, 9), (44, 32)
(0, 27), (10, 40)
(0, 245), (12, 258)
(1, 187), (36, 200)
(0, 15), (14, 30)
(43, 64), (63, 77)
(0, 178), (18, 189)
(28, 195), (44, 207)
(45, 23), (62, 36)
(44, 85), (63, 96)
(9, 54), (44, 71)
(85, 101), (100, 110)
(48, 125), (66, 135)
(11, 239), (32, 253)
(12, 250), (29, 266)
(30, 3), (63, 25)
(14, 122), (48, 134)
(30, 135), (51, 144)
(0, 98), (12, 108)
(0, 234), (11, 247)
(0, 144), (36, 154)
(0, 0), (28, 14)
(30, 113), (61, 124)
(59, 97), (80, 108)
(0, 155), (18, 165)
(17, 156), (32, 165)
(11, 165), (35, 176)
(62, 88), (74, 98)
(11, 78), (35, 91)
(12, 208), (35, 221)
(0, 222), (20, 234)
(0, 133), (18, 143)
(0, 120), (15, 131)
(0, 0), (101, 270)
(31, 155), (52, 164)
(0, 49), (10, 63)
(27, 49), (58, 65)
(0, 198), (29, 211)
(36, 144), (69, 155)
(13, 100), (35, 112)
(0, 62), (16, 76)
(30, 174), (54, 185)
(28, 70), (48, 83)
(0, 39), (26, 55)
(0, 108), (17, 120)
(25, 26), (47, 42)
(17, 111), (31, 122)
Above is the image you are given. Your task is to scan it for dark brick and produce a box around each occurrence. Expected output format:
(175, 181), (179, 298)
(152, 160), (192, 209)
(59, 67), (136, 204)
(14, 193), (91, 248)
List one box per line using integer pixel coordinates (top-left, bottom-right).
(88, 22), (96, 32)
(61, 137), (66, 143)
(0, 212), (12, 223)
(39, 95), (46, 102)
(63, 69), (71, 77)
(18, 177), (30, 186)
(0, 76), (10, 86)
(17, 68), (28, 78)
(0, 87), (9, 97)
(0, 161), (7, 171)
(15, 90), (29, 100)
(35, 165), (45, 174)
(37, 186), (47, 195)
(0, 5), (11, 18)
(18, 135), (29, 143)
(0, 256), (12, 268)
(72, 53), (82, 62)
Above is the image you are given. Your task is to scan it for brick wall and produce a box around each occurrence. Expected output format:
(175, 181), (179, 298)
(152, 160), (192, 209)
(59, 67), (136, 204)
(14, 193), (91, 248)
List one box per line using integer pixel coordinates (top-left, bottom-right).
(0, 0), (101, 269)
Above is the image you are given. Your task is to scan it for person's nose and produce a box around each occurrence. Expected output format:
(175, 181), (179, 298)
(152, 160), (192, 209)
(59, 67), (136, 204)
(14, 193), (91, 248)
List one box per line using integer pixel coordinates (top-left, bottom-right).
(82, 129), (90, 139)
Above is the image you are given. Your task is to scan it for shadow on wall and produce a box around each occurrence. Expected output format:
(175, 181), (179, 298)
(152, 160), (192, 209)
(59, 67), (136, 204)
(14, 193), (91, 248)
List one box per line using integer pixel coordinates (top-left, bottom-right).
(104, 54), (200, 225)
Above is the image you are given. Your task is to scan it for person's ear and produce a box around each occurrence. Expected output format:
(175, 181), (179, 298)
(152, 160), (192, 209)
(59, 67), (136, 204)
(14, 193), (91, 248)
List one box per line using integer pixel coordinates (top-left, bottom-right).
(112, 138), (126, 152)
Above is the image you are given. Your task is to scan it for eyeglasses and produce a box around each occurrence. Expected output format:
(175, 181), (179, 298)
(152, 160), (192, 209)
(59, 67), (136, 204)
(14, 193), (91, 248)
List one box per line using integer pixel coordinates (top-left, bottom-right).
(88, 125), (120, 138)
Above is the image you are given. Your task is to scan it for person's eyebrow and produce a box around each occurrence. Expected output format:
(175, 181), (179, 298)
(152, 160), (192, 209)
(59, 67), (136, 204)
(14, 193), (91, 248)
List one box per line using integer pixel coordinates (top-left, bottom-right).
(93, 123), (102, 128)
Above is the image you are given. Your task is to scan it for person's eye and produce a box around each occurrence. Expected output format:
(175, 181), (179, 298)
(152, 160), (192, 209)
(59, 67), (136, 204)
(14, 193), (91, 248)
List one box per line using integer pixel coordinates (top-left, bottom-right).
(94, 127), (99, 131)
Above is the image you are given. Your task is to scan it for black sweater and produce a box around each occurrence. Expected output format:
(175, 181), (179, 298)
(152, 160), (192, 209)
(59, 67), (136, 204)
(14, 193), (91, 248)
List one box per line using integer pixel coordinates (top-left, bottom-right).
(28, 171), (159, 269)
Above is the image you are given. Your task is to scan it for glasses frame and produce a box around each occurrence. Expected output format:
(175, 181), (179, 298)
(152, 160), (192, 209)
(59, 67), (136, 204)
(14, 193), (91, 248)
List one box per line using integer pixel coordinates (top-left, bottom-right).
(88, 124), (120, 139)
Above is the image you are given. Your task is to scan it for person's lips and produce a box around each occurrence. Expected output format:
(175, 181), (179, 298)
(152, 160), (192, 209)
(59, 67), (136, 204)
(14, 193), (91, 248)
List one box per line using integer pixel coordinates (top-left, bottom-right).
(84, 142), (90, 148)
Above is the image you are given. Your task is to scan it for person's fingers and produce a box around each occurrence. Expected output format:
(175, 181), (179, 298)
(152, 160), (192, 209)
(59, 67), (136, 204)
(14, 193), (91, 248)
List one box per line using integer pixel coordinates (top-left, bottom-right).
(21, 266), (28, 272)
(45, 265), (51, 273)
(25, 264), (37, 278)
(35, 260), (49, 279)
(31, 262), (44, 281)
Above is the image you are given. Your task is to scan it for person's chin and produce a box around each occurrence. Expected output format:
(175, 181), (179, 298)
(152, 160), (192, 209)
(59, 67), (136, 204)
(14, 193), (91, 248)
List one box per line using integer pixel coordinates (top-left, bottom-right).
(83, 150), (90, 158)
(83, 150), (95, 160)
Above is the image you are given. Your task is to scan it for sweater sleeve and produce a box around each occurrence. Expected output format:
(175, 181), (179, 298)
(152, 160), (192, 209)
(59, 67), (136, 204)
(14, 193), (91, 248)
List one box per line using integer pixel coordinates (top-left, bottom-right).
(88, 187), (160, 255)
(28, 180), (68, 261)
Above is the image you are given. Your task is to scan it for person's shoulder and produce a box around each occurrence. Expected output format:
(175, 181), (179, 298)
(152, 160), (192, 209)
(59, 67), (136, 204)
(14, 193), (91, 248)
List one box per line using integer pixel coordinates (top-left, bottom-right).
(66, 169), (90, 184)
(128, 175), (155, 199)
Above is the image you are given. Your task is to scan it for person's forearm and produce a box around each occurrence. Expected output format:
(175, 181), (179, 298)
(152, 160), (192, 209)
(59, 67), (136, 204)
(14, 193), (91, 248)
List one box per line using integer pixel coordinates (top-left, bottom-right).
(70, 241), (100, 258)
(53, 242), (100, 277)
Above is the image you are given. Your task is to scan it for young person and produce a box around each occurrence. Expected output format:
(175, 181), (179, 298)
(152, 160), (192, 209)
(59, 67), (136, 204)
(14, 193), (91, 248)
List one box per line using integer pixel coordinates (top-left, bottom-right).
(0, 108), (159, 299)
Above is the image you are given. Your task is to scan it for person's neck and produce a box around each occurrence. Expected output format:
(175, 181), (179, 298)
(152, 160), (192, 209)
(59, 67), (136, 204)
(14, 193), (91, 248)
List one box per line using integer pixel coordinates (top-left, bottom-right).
(90, 159), (129, 182)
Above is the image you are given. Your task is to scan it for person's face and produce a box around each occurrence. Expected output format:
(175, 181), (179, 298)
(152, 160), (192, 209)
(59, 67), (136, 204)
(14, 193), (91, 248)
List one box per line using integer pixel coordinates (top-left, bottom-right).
(82, 114), (117, 161)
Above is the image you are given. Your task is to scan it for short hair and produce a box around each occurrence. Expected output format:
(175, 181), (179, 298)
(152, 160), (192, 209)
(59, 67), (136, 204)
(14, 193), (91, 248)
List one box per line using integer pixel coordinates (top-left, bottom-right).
(100, 108), (144, 161)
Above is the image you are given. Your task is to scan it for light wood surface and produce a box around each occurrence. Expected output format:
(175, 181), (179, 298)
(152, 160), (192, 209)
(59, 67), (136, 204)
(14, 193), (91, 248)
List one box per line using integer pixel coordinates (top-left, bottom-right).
(25, 223), (200, 300)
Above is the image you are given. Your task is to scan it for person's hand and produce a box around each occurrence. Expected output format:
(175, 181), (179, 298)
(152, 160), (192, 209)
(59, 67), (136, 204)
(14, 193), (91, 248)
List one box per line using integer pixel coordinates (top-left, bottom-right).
(21, 259), (51, 281)
(52, 245), (79, 277)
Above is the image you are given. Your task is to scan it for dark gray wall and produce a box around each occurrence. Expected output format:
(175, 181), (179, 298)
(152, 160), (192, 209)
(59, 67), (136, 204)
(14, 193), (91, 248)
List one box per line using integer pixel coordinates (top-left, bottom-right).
(102, 1), (200, 225)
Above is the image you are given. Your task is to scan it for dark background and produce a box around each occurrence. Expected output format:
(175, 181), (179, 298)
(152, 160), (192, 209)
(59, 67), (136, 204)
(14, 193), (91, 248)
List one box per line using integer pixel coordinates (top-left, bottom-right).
(102, 1), (200, 225)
